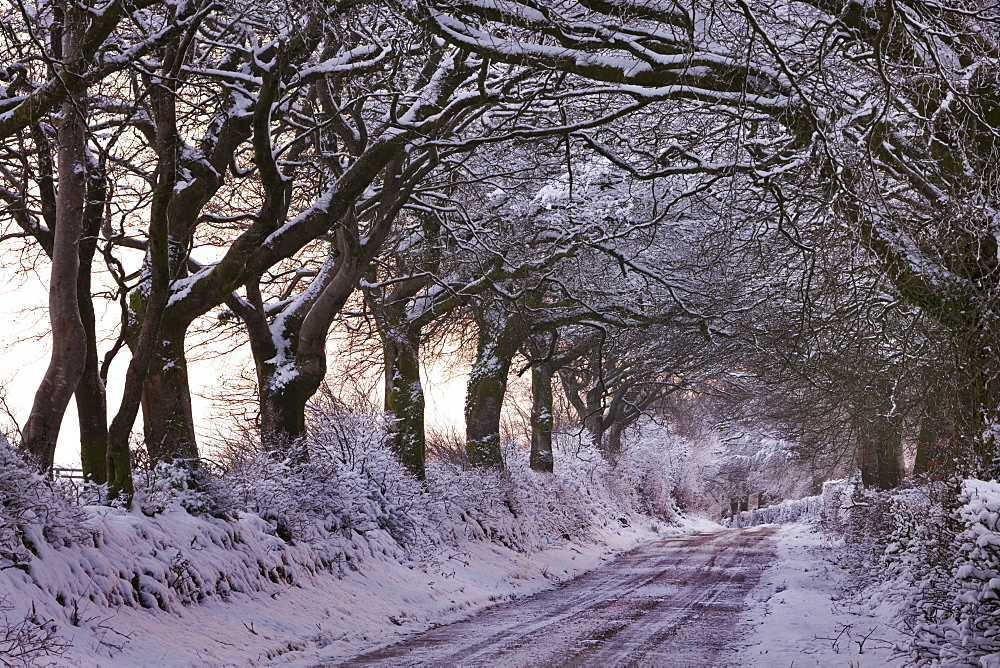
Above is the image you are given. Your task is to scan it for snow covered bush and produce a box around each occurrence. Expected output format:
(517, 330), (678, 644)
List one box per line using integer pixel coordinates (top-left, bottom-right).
(723, 476), (849, 528)
(131, 459), (233, 518)
(820, 475), (1000, 665)
(607, 438), (683, 523)
(907, 479), (1000, 665)
(0, 432), (87, 570)
(950, 481), (1000, 654)
(729, 493), (824, 527)
(220, 417), (419, 547)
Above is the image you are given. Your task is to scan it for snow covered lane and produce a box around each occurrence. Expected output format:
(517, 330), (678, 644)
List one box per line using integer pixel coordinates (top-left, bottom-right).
(338, 526), (778, 667)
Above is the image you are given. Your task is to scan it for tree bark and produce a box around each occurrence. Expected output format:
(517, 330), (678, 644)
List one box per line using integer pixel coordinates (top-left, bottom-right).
(105, 48), (187, 500)
(382, 324), (426, 478)
(465, 308), (526, 468)
(250, 251), (367, 453)
(914, 385), (954, 476)
(255, 318), (320, 453)
(76, 161), (108, 483)
(606, 420), (626, 459)
(140, 324), (199, 462)
(529, 361), (554, 472)
(20, 5), (88, 472)
(244, 162), (410, 454)
(866, 413), (903, 489)
(955, 353), (998, 476)
(859, 386), (904, 489)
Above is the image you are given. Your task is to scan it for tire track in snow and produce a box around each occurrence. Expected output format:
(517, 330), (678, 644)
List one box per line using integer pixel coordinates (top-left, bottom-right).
(338, 526), (777, 667)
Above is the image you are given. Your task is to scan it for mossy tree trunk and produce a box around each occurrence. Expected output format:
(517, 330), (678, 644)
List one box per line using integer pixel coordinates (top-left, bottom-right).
(465, 307), (527, 468)
(105, 26), (202, 501)
(382, 323), (426, 478)
(523, 330), (558, 472)
(529, 360), (554, 472)
(76, 159), (109, 483)
(139, 323), (199, 462)
(606, 420), (627, 459)
(367, 212), (451, 479)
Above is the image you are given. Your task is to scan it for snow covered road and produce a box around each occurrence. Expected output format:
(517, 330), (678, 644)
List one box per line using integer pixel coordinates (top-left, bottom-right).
(340, 526), (778, 667)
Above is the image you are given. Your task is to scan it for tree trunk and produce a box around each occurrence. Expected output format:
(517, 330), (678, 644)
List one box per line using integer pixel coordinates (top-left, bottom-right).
(559, 368), (606, 449)
(251, 253), (366, 454)
(956, 353), (999, 477)
(606, 420), (626, 459)
(382, 325), (426, 479)
(106, 58), (186, 501)
(529, 361), (554, 472)
(140, 324), (199, 462)
(859, 398), (904, 489)
(76, 163), (108, 483)
(873, 414), (903, 489)
(914, 388), (952, 476)
(20, 6), (88, 471)
(258, 360), (321, 453)
(465, 309), (525, 468)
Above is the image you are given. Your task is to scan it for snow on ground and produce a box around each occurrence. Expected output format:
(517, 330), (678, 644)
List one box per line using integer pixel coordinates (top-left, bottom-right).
(730, 523), (907, 667)
(61, 518), (703, 666)
(0, 427), (700, 666)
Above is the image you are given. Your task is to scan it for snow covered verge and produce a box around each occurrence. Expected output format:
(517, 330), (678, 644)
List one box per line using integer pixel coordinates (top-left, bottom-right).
(833, 477), (1000, 666)
(729, 522), (904, 666)
(0, 423), (685, 666)
(733, 475), (1000, 666)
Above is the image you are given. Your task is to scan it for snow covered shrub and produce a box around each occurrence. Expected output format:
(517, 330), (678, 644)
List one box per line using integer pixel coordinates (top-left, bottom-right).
(421, 430), (675, 555)
(851, 482), (959, 657)
(818, 475), (1000, 665)
(836, 482), (906, 588)
(944, 480), (1000, 662)
(425, 460), (521, 545)
(0, 596), (69, 667)
(609, 438), (683, 523)
(217, 408), (440, 562)
(730, 494), (825, 527)
(131, 459), (233, 517)
(906, 479), (1000, 665)
(0, 433), (87, 568)
(725, 477), (852, 528)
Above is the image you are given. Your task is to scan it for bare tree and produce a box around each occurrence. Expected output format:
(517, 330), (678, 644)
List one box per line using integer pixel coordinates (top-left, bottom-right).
(18, 2), (90, 472)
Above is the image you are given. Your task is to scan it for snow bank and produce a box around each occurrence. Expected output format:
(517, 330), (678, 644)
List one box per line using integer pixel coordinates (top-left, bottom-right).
(0, 423), (679, 665)
(823, 476), (1000, 666)
(730, 524), (903, 666)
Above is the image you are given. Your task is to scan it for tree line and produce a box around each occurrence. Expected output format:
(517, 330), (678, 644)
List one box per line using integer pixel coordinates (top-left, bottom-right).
(0, 0), (997, 502)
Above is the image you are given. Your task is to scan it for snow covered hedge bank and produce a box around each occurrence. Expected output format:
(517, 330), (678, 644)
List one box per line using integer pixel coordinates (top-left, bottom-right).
(0, 423), (680, 664)
(825, 476), (1000, 666)
(726, 471), (1000, 665)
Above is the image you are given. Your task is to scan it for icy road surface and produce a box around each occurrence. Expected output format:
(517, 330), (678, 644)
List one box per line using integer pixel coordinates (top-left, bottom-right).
(341, 526), (778, 667)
